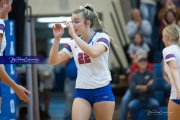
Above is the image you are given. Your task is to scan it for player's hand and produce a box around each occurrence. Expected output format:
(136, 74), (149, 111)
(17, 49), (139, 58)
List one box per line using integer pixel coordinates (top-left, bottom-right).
(0, 0), (12, 19)
(13, 85), (31, 102)
(63, 21), (76, 38)
(53, 23), (64, 40)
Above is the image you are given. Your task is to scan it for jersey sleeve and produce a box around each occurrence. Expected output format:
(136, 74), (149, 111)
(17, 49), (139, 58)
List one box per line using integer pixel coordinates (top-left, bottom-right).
(0, 19), (5, 34)
(95, 33), (110, 50)
(62, 42), (73, 58)
(163, 47), (176, 63)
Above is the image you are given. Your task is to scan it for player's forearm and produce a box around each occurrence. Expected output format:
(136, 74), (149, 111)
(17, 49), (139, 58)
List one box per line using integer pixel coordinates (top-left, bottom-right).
(171, 68), (180, 89)
(49, 38), (60, 64)
(73, 35), (99, 58)
(0, 64), (17, 90)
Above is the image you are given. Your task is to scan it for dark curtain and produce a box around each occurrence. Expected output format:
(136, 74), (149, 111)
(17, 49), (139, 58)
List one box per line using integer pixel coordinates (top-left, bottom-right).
(8, 0), (26, 56)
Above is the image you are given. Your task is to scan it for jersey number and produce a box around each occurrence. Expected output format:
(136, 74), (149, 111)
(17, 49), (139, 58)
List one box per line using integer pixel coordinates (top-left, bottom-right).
(78, 53), (91, 64)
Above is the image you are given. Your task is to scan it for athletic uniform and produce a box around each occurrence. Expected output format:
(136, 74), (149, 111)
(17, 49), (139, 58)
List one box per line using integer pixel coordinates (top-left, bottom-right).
(63, 32), (115, 106)
(0, 19), (6, 96)
(163, 44), (180, 104)
(0, 19), (6, 56)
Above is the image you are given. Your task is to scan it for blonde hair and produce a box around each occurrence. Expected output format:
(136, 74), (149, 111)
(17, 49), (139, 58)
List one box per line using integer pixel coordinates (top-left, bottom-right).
(162, 24), (180, 47)
(73, 4), (108, 34)
(73, 4), (118, 48)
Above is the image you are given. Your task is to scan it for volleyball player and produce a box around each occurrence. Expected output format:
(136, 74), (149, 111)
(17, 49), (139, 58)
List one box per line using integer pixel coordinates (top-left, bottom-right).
(0, 0), (30, 102)
(162, 24), (180, 120)
(49, 4), (115, 120)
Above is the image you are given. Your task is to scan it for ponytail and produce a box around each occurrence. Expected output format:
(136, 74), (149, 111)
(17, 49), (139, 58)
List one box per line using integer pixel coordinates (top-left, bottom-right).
(73, 4), (118, 48)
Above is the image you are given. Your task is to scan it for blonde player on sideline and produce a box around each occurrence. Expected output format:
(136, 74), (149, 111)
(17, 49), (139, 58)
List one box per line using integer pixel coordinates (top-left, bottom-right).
(0, 0), (30, 102)
(162, 24), (180, 120)
(49, 4), (115, 120)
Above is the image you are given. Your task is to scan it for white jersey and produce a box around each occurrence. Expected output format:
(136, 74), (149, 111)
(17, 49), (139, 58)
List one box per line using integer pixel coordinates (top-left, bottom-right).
(0, 19), (6, 56)
(63, 32), (112, 89)
(163, 44), (180, 99)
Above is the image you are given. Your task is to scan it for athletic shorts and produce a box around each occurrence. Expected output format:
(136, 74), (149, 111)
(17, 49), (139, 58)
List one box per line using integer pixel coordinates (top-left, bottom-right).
(75, 83), (115, 106)
(0, 81), (1, 96)
(171, 99), (180, 105)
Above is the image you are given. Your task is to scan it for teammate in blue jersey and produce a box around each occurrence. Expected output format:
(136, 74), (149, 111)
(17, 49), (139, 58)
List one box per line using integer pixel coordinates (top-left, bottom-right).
(162, 24), (180, 120)
(49, 4), (115, 120)
(0, 0), (30, 102)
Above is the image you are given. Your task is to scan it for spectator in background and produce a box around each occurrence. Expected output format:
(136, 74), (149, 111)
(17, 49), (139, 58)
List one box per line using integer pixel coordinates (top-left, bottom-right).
(159, 9), (179, 35)
(139, 0), (157, 25)
(119, 49), (154, 120)
(37, 51), (55, 120)
(128, 50), (154, 83)
(158, 9), (180, 50)
(126, 9), (152, 45)
(158, 0), (180, 23)
(127, 33), (150, 64)
(128, 50), (159, 120)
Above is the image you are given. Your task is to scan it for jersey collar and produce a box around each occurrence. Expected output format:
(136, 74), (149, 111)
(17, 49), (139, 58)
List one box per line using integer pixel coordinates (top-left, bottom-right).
(87, 32), (97, 44)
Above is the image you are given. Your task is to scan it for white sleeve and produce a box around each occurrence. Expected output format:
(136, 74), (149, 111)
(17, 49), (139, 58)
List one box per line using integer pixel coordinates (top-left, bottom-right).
(96, 33), (110, 50)
(62, 41), (73, 58)
(163, 47), (176, 63)
(0, 19), (5, 34)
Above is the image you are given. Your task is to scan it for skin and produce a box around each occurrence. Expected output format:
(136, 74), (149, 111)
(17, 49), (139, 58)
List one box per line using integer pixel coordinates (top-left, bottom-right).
(0, 0), (30, 102)
(132, 9), (142, 27)
(162, 33), (180, 120)
(163, 11), (176, 26)
(49, 12), (115, 120)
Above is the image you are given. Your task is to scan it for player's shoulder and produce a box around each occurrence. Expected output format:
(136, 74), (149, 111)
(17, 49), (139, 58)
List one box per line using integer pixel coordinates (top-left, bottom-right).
(94, 32), (109, 40)
(163, 45), (177, 54)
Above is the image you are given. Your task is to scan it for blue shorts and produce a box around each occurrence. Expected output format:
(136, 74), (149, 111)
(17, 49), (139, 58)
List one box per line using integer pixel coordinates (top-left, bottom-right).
(171, 99), (180, 105)
(0, 81), (1, 96)
(75, 83), (115, 106)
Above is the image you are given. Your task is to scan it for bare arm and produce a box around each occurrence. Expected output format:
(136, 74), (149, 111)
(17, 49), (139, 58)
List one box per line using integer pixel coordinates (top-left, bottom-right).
(72, 35), (106, 58)
(167, 60), (180, 97)
(49, 39), (70, 65)
(49, 23), (70, 65)
(0, 33), (2, 45)
(162, 65), (170, 84)
(64, 21), (107, 58)
(0, 64), (17, 89)
(0, 65), (30, 102)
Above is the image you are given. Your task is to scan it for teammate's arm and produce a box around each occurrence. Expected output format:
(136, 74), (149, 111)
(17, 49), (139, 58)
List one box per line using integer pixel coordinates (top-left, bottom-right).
(167, 60), (180, 98)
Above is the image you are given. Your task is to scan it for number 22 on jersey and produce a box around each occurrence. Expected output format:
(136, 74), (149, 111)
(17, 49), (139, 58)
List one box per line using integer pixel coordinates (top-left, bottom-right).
(78, 53), (91, 64)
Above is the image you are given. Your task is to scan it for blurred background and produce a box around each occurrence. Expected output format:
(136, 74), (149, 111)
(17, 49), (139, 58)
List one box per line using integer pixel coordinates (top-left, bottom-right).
(1, 0), (180, 120)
